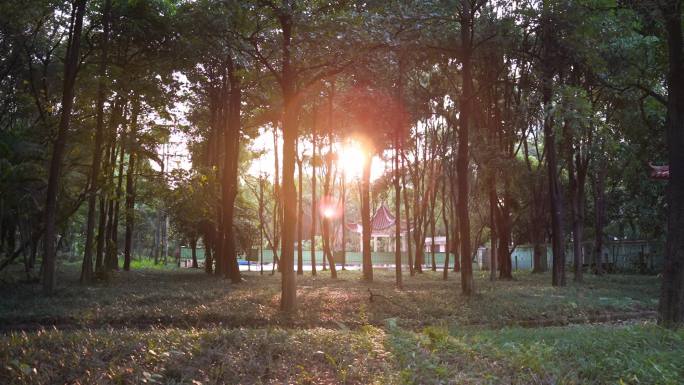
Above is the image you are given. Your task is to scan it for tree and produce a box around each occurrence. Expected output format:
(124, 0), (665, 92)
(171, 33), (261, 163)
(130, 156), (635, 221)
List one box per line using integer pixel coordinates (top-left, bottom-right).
(659, 0), (684, 328)
(81, 0), (112, 283)
(42, 0), (87, 295)
(541, 1), (566, 287)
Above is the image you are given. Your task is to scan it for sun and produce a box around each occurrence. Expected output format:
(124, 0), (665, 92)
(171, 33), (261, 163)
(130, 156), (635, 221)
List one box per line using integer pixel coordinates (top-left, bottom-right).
(338, 141), (366, 180)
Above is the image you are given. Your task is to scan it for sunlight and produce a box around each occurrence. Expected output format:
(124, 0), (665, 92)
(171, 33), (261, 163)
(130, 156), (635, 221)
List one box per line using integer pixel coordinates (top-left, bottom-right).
(338, 140), (366, 180)
(318, 195), (340, 219)
(322, 207), (335, 218)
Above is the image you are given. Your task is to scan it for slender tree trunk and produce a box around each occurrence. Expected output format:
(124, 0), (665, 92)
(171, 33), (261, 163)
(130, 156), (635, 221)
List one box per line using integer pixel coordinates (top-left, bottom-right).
(442, 170), (450, 280)
(297, 150), (304, 275)
(322, 84), (337, 278)
(497, 198), (512, 279)
(542, 3), (566, 287)
(42, 0), (87, 294)
(570, 154), (588, 282)
(279, 11), (297, 311)
(361, 154), (373, 282)
(430, 196), (437, 271)
(531, 181), (547, 273)
(97, 101), (123, 272)
(108, 139), (125, 271)
(394, 125), (403, 289)
(259, 175), (265, 275)
(456, 3), (474, 295)
(659, 0), (684, 328)
(204, 226), (213, 274)
(489, 173), (497, 281)
(593, 166), (606, 275)
(122, 150), (136, 271)
(191, 237), (198, 268)
(81, 0), (111, 283)
(272, 123), (281, 273)
(496, 178), (513, 280)
(448, 168), (460, 273)
(123, 100), (140, 272)
(526, 134), (547, 274)
(311, 107), (317, 276)
(341, 168), (347, 270)
(413, 167), (424, 274)
(401, 155), (414, 276)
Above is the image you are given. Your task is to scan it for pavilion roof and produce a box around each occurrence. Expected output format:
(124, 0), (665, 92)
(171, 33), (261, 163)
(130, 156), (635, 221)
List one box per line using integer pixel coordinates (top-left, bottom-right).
(371, 203), (395, 231)
(346, 203), (409, 234)
(649, 163), (669, 179)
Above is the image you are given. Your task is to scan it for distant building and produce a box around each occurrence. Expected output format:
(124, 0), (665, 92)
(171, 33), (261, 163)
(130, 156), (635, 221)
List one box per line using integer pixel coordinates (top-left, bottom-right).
(424, 236), (447, 253)
(346, 203), (411, 252)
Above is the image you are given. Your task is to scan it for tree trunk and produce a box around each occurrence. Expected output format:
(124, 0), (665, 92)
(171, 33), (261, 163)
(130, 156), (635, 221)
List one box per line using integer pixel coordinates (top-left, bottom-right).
(272, 123), (281, 274)
(279, 11), (297, 311)
(489, 173), (497, 281)
(107, 139), (125, 272)
(222, 58), (242, 283)
(497, 186), (513, 280)
(442, 170), (450, 280)
(361, 154), (373, 282)
(81, 0), (112, 283)
(449, 171), (461, 274)
(571, 153), (588, 282)
(123, 100), (140, 272)
(122, 150), (136, 271)
(593, 166), (606, 275)
(311, 107), (317, 276)
(341, 167), (347, 270)
(430, 196), (437, 271)
(526, 135), (547, 274)
(394, 123), (403, 289)
(401, 154), (414, 276)
(42, 0), (87, 295)
(322, 85), (337, 278)
(412, 166), (424, 273)
(456, 3), (474, 295)
(659, 0), (684, 328)
(97, 100), (123, 272)
(259, 175), (265, 275)
(191, 237), (198, 268)
(297, 150), (304, 275)
(531, 180), (547, 273)
(542, 3), (566, 287)
(204, 225), (213, 274)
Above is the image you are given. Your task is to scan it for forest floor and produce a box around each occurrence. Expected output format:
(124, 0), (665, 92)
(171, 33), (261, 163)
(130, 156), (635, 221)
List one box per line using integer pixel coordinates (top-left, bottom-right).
(1, 265), (682, 384)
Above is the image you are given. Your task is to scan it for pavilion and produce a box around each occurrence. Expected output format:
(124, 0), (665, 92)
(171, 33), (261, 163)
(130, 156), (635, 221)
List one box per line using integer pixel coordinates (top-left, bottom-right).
(346, 203), (410, 252)
(649, 163), (669, 179)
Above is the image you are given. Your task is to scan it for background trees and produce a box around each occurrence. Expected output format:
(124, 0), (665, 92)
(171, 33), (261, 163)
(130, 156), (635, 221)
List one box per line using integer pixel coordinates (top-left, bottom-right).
(0, 0), (681, 327)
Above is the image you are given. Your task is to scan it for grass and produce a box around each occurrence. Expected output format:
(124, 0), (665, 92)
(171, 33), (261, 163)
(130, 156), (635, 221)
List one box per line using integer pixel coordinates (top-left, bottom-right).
(1, 264), (678, 384)
(0, 266), (660, 330)
(0, 326), (394, 385)
(385, 322), (684, 385)
(2, 322), (682, 384)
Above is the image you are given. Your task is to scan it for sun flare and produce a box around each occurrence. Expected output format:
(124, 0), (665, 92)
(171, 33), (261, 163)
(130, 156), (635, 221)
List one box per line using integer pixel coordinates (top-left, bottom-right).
(338, 141), (366, 180)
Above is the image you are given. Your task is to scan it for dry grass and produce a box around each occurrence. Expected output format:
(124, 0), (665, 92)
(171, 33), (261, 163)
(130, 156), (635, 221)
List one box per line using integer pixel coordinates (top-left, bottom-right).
(0, 267), (660, 331)
(1, 266), (676, 384)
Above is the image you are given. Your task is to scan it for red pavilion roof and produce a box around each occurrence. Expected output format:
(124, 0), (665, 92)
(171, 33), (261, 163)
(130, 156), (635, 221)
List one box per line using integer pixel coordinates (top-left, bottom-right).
(649, 163), (669, 179)
(346, 203), (409, 234)
(370, 204), (395, 231)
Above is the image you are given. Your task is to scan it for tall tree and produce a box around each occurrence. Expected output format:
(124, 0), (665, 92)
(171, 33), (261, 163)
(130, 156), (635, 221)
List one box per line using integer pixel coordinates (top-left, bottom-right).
(659, 0), (684, 328)
(81, 0), (112, 283)
(541, 1), (566, 287)
(42, 0), (87, 294)
(455, 0), (483, 295)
